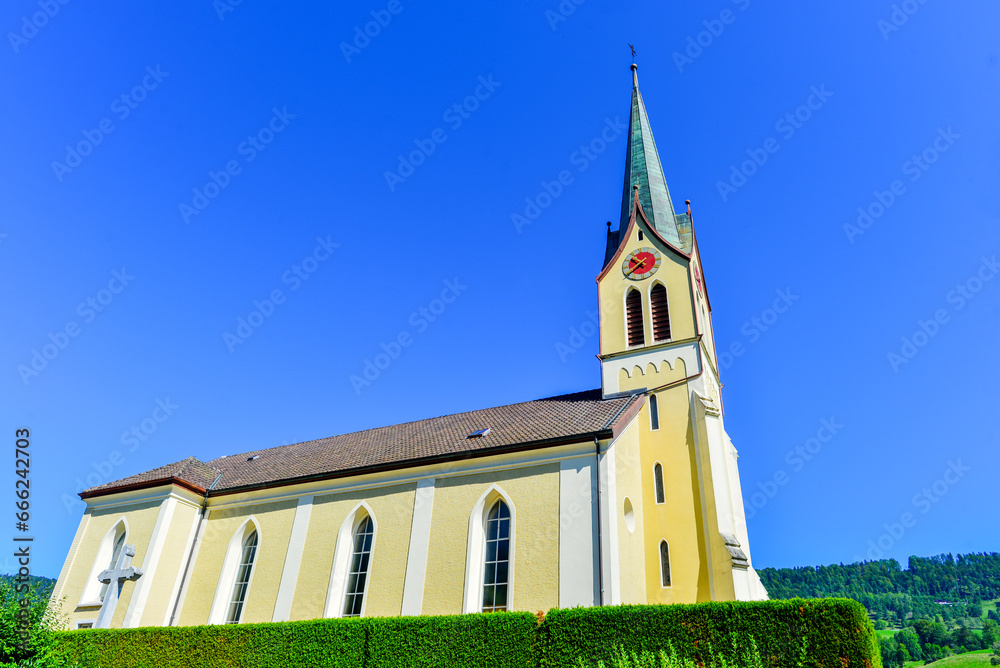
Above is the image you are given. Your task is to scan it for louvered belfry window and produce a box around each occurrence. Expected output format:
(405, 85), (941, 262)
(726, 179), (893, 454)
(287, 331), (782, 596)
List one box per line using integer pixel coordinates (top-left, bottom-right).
(651, 283), (671, 342)
(626, 289), (645, 347)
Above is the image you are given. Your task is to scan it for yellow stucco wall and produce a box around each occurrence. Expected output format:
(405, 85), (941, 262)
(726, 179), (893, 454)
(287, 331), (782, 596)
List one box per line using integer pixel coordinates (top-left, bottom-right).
(290, 483), (416, 620)
(177, 498), (297, 626)
(613, 419), (647, 604)
(138, 501), (199, 626)
(422, 464), (559, 616)
(54, 498), (163, 629)
(599, 217), (697, 357)
(637, 384), (712, 603)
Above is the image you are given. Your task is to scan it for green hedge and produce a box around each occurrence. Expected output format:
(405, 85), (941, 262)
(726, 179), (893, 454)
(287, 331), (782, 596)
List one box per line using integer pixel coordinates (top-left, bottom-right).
(50, 612), (536, 668)
(535, 598), (880, 668)
(50, 600), (879, 668)
(367, 612), (537, 667)
(50, 617), (368, 668)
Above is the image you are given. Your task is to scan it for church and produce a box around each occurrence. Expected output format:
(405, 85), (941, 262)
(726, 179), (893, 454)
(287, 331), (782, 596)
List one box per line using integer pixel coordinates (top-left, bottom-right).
(48, 64), (768, 630)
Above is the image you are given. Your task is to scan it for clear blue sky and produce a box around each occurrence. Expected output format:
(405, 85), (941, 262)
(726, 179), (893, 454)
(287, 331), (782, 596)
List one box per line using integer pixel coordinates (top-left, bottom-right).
(1, 0), (997, 579)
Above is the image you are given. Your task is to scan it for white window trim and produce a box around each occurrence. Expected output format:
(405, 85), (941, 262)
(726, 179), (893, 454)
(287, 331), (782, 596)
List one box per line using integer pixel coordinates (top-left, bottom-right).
(623, 287), (645, 349)
(659, 539), (672, 589)
(79, 518), (129, 608)
(652, 461), (665, 505)
(463, 484), (516, 613)
(324, 502), (377, 619)
(648, 279), (673, 344)
(208, 517), (261, 625)
(76, 619), (96, 629)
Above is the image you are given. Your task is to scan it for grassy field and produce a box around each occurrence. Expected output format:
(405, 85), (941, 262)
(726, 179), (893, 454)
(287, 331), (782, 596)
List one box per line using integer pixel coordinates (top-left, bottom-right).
(906, 650), (994, 668)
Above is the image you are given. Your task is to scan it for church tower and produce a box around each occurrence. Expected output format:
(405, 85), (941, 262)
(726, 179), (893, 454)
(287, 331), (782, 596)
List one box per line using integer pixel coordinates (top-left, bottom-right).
(597, 64), (767, 602)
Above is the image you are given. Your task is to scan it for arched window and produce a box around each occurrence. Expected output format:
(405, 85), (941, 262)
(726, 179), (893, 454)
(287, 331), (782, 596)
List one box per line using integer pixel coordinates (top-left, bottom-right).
(651, 283), (670, 342)
(482, 500), (510, 612)
(226, 530), (258, 624)
(653, 463), (665, 505)
(98, 530), (127, 602)
(649, 393), (660, 431)
(81, 520), (128, 606)
(325, 503), (378, 619)
(342, 516), (374, 617)
(626, 289), (645, 347)
(659, 540), (671, 587)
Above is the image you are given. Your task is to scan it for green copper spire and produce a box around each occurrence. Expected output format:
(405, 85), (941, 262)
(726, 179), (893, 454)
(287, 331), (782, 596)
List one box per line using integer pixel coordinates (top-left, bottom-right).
(619, 64), (682, 248)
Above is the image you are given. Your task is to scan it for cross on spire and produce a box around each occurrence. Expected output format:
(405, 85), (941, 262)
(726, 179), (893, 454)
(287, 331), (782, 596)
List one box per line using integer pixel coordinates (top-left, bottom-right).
(94, 544), (143, 629)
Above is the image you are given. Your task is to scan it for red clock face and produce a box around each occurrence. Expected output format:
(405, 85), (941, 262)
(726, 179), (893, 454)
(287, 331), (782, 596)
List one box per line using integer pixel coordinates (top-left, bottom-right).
(622, 247), (661, 280)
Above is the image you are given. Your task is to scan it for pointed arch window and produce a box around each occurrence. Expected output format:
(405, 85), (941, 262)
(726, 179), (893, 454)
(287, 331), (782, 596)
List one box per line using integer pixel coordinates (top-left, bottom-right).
(626, 289), (645, 347)
(653, 463), (665, 505)
(651, 283), (671, 342)
(226, 530), (258, 624)
(81, 520), (128, 606)
(649, 394), (660, 431)
(343, 516), (374, 617)
(98, 530), (127, 602)
(659, 540), (671, 587)
(464, 486), (516, 614)
(482, 500), (510, 612)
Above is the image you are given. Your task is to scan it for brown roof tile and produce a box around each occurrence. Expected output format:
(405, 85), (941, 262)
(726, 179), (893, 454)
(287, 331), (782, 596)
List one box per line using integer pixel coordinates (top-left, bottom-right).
(82, 390), (640, 499)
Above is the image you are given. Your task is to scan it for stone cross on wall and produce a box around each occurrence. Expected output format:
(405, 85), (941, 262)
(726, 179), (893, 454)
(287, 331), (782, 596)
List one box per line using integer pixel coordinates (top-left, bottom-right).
(94, 544), (143, 629)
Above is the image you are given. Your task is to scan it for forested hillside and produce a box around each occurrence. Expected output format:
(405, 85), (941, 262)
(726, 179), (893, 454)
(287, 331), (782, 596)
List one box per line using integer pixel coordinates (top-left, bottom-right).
(759, 552), (1000, 624)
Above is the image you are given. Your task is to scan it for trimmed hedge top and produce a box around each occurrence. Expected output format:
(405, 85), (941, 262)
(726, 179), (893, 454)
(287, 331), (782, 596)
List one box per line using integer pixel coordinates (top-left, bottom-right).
(537, 598), (881, 668)
(50, 599), (879, 668)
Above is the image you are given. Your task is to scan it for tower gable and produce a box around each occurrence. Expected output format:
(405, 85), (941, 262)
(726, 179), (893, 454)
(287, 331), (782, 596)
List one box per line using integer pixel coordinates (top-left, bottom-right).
(597, 197), (700, 397)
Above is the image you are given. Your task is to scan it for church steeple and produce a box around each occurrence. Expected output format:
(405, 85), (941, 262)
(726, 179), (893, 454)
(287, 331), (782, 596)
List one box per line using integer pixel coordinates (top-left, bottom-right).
(606, 64), (690, 265)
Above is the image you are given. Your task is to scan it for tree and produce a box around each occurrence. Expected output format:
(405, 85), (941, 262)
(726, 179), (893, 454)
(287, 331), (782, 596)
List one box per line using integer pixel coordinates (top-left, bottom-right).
(895, 629), (922, 661)
(0, 577), (61, 664)
(879, 637), (902, 668)
(983, 619), (999, 648)
(951, 625), (981, 653)
(914, 619), (949, 648)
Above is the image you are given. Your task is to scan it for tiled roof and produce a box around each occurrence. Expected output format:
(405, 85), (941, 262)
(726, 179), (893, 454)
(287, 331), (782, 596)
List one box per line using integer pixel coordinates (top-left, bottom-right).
(81, 390), (641, 498)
